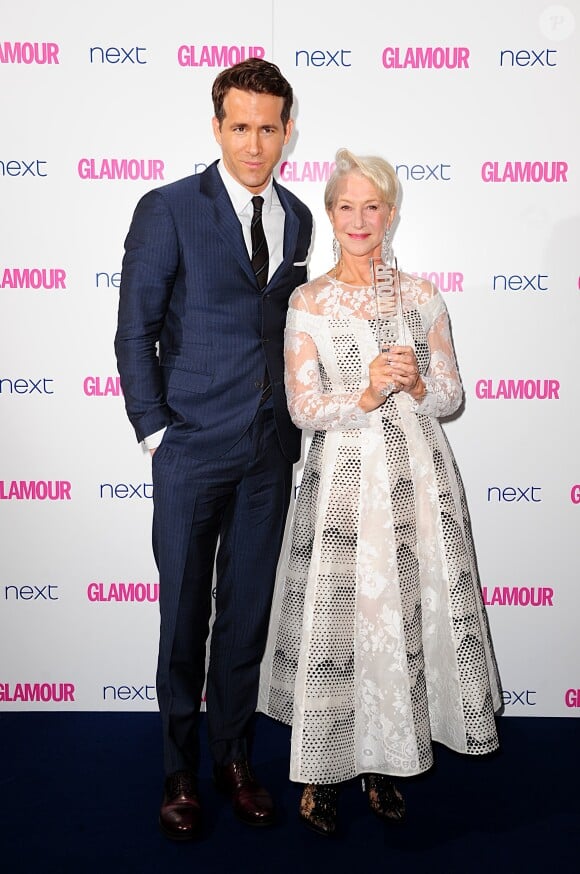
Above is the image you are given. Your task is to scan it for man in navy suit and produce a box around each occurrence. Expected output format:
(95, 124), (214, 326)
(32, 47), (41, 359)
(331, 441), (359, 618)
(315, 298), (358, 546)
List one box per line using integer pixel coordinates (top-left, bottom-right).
(115, 59), (312, 840)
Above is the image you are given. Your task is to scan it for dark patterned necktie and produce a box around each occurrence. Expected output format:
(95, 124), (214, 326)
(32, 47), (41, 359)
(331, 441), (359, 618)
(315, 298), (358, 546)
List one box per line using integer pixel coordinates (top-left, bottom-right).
(250, 195), (271, 402)
(250, 195), (269, 290)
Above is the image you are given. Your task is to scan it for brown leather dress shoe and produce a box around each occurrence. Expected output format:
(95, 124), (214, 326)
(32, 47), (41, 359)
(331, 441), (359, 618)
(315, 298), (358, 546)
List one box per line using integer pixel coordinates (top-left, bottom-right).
(214, 759), (275, 826)
(159, 771), (201, 840)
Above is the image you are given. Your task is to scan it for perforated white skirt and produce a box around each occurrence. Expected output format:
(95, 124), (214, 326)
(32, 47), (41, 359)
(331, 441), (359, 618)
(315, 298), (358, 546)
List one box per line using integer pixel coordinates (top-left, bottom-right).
(259, 288), (501, 784)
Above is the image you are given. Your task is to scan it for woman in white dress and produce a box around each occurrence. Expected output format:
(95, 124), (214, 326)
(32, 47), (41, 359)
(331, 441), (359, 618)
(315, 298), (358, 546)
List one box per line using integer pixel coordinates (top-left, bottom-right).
(259, 149), (501, 835)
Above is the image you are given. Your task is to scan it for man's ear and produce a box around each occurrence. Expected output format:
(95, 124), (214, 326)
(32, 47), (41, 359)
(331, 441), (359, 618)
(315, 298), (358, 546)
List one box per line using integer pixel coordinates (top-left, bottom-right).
(211, 116), (222, 145)
(283, 118), (294, 146)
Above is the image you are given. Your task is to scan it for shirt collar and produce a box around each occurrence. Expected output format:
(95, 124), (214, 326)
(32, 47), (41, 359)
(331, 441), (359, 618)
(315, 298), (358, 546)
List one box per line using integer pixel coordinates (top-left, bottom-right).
(217, 160), (274, 216)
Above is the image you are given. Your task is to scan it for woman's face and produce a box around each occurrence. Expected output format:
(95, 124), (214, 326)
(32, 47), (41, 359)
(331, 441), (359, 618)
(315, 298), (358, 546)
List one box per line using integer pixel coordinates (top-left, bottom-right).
(328, 172), (395, 259)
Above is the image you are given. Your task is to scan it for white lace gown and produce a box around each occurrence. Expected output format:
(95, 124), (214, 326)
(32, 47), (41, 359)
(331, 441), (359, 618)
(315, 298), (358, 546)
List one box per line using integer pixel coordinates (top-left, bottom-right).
(259, 272), (501, 784)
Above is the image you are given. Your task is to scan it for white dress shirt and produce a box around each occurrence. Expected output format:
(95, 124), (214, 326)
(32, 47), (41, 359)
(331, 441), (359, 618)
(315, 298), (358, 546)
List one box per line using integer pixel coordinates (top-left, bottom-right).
(217, 159), (286, 279)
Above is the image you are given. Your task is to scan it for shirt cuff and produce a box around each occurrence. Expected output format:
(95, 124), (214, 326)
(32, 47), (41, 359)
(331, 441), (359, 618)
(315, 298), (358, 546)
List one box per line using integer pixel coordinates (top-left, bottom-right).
(142, 427), (166, 452)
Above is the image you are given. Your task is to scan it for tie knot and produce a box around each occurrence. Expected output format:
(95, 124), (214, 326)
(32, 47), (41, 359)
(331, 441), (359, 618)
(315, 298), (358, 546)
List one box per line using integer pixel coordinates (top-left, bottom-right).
(251, 195), (264, 216)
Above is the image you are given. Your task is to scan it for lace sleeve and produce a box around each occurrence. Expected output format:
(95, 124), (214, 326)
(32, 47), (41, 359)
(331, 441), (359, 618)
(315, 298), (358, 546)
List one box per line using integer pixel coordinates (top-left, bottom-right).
(413, 291), (463, 417)
(284, 296), (369, 431)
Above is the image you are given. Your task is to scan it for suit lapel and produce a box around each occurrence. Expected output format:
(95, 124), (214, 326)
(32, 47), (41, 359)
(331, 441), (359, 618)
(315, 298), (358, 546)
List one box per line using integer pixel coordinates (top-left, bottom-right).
(199, 163), (299, 291)
(200, 163), (256, 285)
(269, 179), (299, 288)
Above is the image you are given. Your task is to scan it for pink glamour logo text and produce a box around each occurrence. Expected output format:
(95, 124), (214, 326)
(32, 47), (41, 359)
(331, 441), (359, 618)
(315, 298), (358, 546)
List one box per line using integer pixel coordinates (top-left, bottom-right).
(83, 376), (122, 397)
(0, 42), (59, 64)
(279, 161), (336, 182)
(0, 480), (71, 500)
(78, 158), (164, 180)
(178, 45), (265, 67)
(481, 161), (567, 182)
(475, 379), (559, 399)
(411, 272), (463, 292)
(0, 267), (66, 290)
(0, 683), (74, 702)
(88, 582), (159, 602)
(382, 46), (469, 69)
(482, 586), (553, 607)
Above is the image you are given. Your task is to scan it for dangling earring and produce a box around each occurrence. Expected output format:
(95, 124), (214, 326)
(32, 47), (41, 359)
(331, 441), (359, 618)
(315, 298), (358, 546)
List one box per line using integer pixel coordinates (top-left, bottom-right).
(332, 236), (341, 276)
(381, 228), (393, 266)
(333, 236), (341, 265)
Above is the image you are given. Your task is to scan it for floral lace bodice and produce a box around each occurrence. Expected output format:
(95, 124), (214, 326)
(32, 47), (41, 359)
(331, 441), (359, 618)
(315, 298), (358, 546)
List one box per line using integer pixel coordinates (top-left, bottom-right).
(284, 272), (463, 431)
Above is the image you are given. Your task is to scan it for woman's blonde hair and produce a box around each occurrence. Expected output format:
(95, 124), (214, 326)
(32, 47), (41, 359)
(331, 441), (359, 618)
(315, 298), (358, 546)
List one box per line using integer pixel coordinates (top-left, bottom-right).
(324, 148), (399, 210)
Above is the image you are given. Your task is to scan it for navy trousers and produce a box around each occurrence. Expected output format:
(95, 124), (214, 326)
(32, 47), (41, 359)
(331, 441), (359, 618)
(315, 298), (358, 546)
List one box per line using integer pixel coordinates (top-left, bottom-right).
(151, 403), (293, 775)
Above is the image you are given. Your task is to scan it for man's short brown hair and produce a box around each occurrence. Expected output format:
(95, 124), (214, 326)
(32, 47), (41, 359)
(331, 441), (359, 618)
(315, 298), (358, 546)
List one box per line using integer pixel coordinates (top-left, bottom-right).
(212, 58), (294, 127)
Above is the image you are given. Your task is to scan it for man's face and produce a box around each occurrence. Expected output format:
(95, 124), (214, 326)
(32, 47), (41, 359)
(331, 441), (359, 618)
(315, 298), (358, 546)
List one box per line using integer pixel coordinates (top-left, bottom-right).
(212, 88), (293, 194)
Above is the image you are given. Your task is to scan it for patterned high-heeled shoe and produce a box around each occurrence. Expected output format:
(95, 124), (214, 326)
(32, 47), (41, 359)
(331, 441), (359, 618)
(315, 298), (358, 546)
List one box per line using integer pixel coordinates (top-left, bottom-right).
(363, 774), (406, 822)
(299, 783), (339, 836)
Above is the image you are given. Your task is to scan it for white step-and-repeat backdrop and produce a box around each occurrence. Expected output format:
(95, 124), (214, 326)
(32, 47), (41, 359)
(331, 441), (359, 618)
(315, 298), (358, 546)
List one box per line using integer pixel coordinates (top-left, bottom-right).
(1, 0), (578, 715)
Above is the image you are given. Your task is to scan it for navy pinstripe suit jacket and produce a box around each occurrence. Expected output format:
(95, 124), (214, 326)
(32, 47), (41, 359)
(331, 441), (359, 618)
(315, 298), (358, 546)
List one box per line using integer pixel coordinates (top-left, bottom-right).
(115, 161), (313, 462)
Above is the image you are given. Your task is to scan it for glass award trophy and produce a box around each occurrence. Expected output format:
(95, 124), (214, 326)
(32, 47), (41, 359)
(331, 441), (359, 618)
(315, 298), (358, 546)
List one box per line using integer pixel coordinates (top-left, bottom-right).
(369, 256), (406, 396)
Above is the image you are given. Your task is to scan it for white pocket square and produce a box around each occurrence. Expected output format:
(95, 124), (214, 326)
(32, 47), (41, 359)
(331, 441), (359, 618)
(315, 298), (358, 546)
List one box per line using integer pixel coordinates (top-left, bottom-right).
(293, 260), (307, 266)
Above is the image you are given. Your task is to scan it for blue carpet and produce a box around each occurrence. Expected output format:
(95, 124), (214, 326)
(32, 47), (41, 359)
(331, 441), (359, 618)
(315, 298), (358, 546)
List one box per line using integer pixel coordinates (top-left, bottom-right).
(0, 713), (578, 873)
